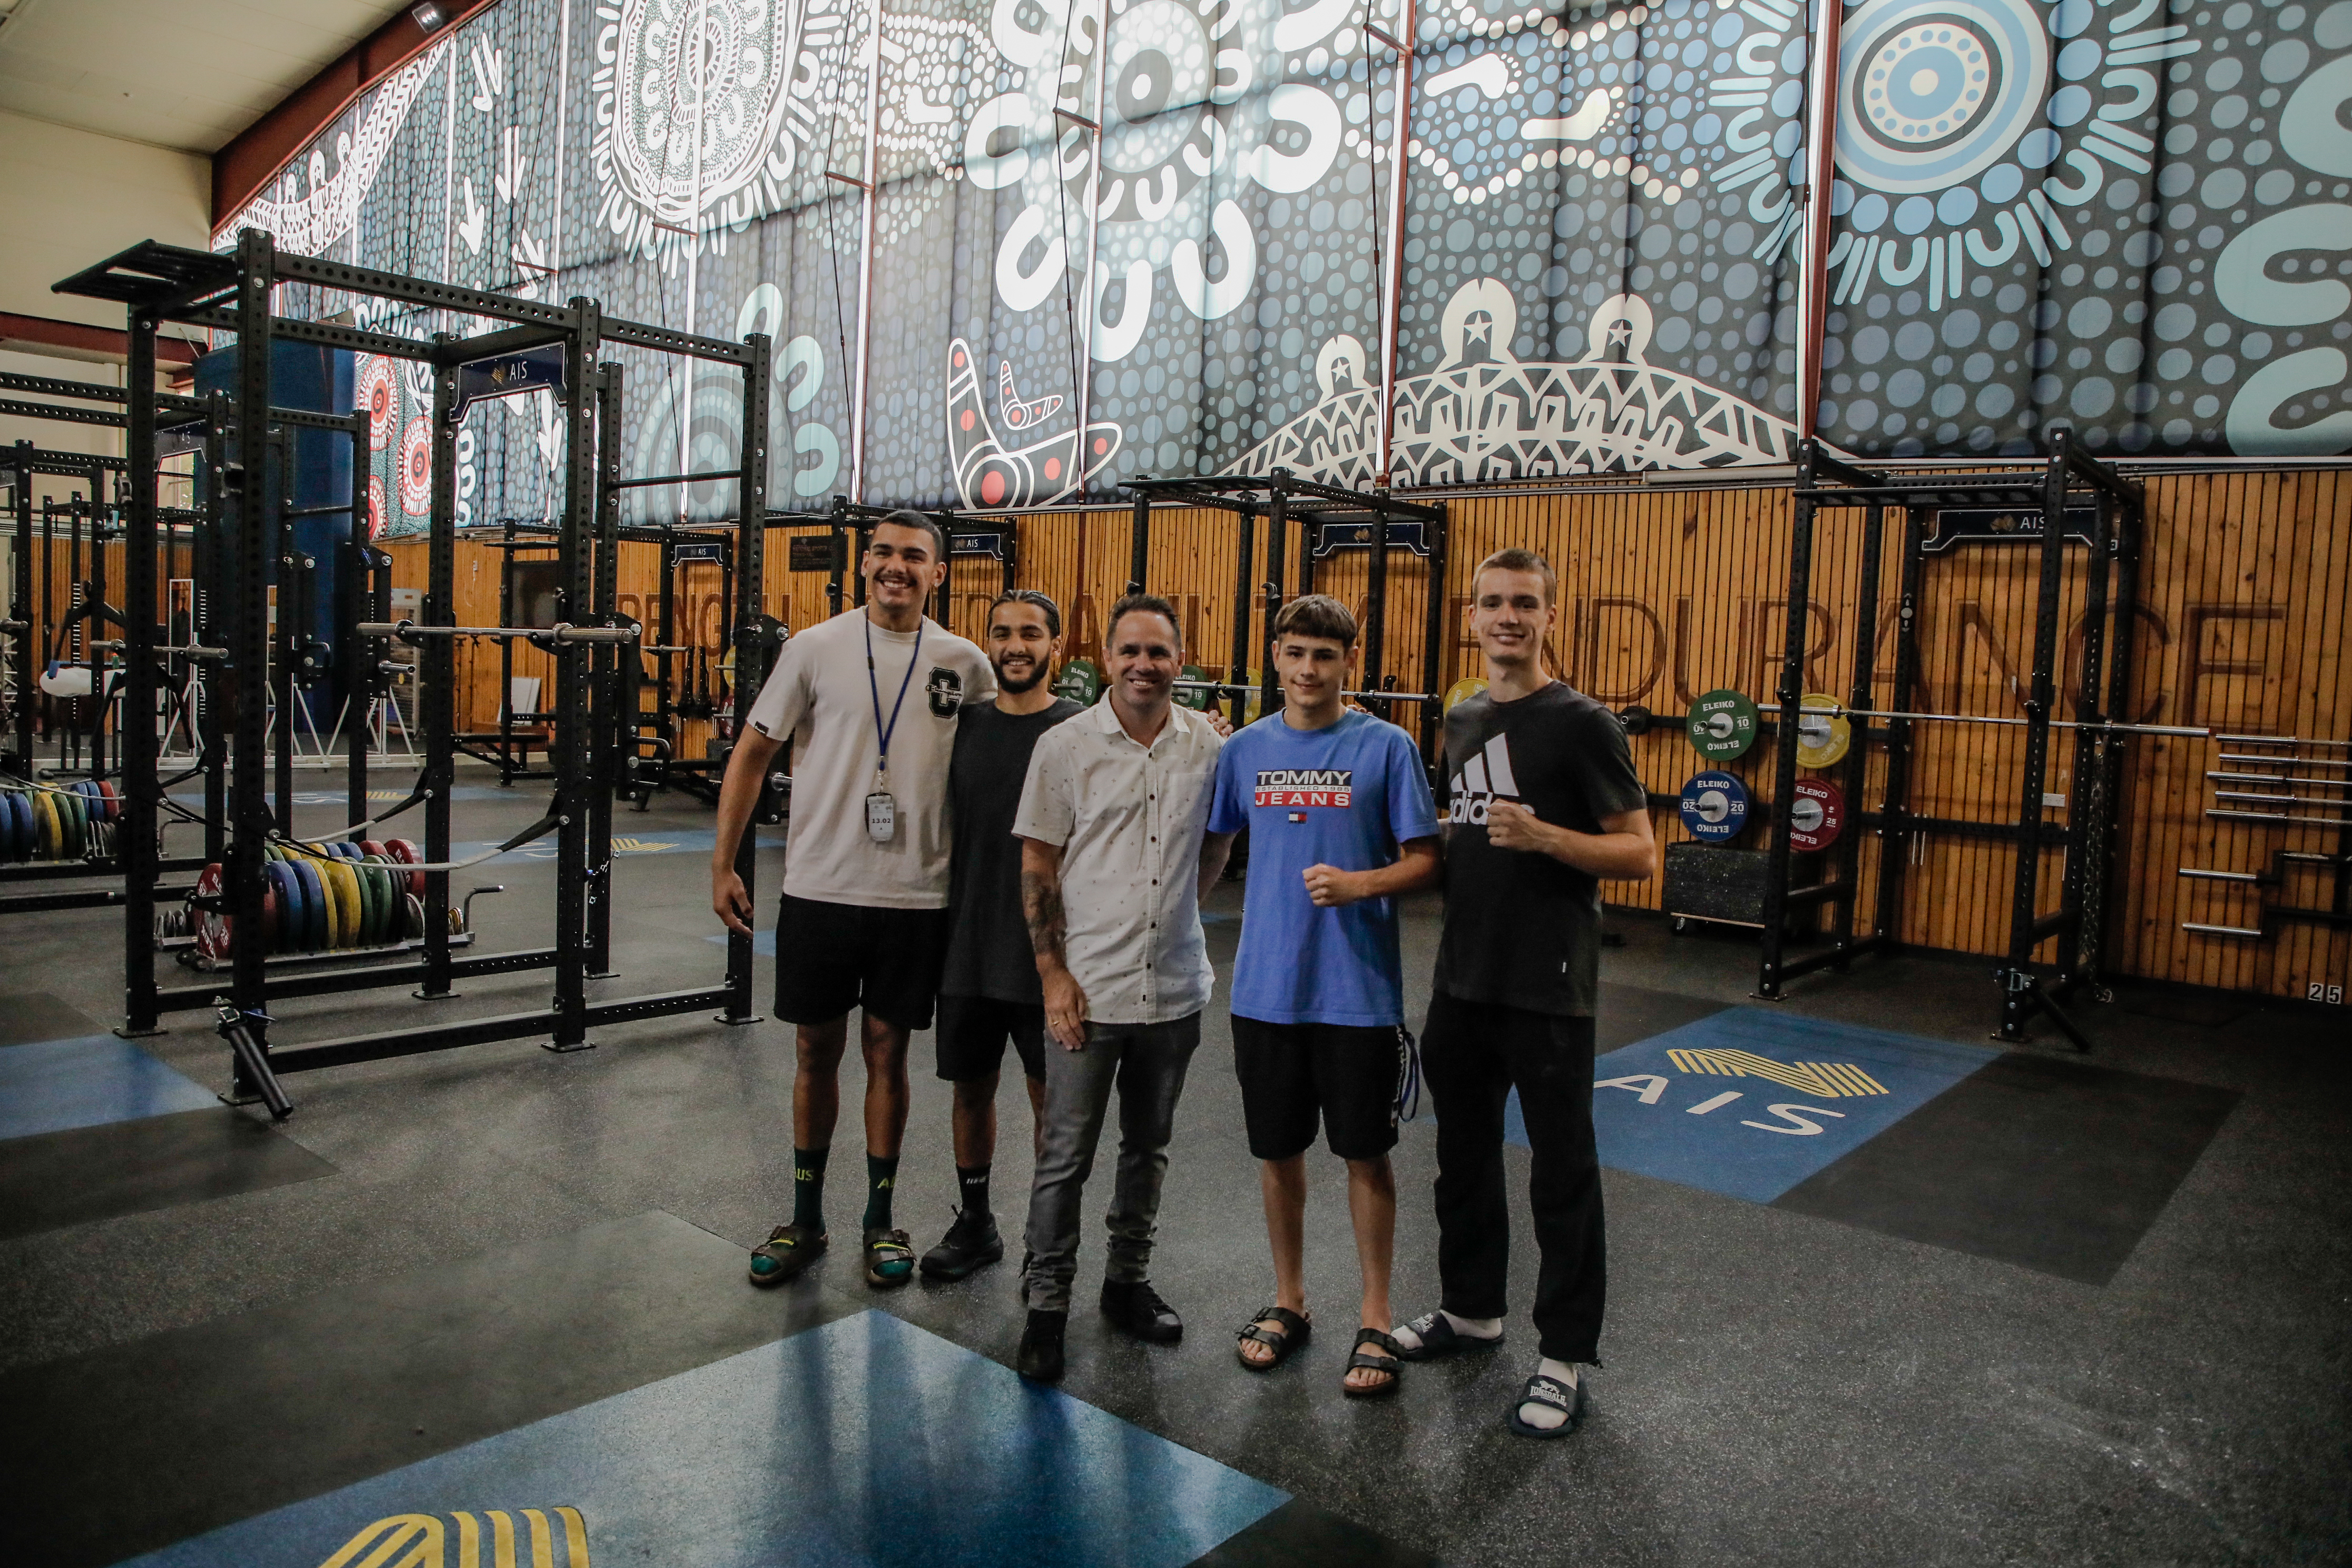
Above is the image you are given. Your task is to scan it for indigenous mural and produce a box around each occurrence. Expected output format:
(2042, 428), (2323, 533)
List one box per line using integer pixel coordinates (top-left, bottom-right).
(217, 0), (2352, 533)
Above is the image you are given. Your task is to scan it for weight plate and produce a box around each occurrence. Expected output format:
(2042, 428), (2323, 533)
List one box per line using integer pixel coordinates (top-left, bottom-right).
(289, 856), (328, 952)
(1233, 669), (1267, 723)
(1788, 778), (1846, 852)
(261, 877), (279, 954)
(336, 858), (368, 947)
(192, 863), (231, 961)
(0, 791), (24, 861)
(1444, 677), (1489, 712)
(361, 856), (391, 945)
(14, 792), (33, 860)
(1051, 658), (1100, 705)
(385, 838), (424, 897)
(61, 790), (85, 860)
(1686, 688), (1760, 761)
(405, 892), (425, 940)
(1173, 664), (1210, 710)
(36, 790), (63, 858)
(1794, 692), (1852, 769)
(96, 780), (119, 822)
(1678, 769), (1751, 843)
(317, 857), (353, 948)
(328, 857), (358, 949)
(359, 838), (387, 860)
(266, 862), (303, 954)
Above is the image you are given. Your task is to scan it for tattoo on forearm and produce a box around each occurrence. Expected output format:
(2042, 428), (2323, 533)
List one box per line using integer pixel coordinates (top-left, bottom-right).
(1022, 867), (1067, 966)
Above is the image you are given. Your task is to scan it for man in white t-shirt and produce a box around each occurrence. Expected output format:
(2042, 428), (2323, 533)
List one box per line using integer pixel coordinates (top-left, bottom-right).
(712, 512), (995, 1292)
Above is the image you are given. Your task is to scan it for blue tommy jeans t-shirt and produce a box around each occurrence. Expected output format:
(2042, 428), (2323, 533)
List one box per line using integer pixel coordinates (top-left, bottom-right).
(1207, 709), (1440, 1027)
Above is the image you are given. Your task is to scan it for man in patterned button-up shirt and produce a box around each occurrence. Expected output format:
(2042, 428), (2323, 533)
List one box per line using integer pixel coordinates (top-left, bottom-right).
(1008, 593), (1233, 1381)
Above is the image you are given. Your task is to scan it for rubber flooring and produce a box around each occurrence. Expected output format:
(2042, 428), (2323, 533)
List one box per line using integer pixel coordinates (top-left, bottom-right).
(0, 767), (2345, 1566)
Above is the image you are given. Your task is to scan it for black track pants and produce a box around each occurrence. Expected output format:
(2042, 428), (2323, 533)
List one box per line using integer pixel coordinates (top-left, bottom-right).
(1421, 992), (1604, 1363)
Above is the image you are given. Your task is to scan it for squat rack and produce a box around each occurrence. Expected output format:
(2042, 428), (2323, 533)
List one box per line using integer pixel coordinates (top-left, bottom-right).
(1121, 471), (1449, 758)
(56, 230), (772, 1110)
(1753, 432), (2164, 1049)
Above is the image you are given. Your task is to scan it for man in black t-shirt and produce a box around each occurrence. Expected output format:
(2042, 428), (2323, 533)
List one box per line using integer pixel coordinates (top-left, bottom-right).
(920, 590), (1083, 1280)
(1389, 547), (1655, 1440)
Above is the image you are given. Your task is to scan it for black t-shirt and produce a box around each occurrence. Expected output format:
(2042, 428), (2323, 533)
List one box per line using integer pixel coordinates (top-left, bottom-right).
(940, 697), (1083, 1003)
(1433, 681), (1649, 1017)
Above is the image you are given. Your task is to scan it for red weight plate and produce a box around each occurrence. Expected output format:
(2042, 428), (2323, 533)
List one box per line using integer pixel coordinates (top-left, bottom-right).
(1788, 778), (1846, 852)
(385, 838), (424, 897)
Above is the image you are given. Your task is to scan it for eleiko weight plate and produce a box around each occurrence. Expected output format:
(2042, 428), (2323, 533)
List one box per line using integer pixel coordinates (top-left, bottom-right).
(96, 779), (119, 822)
(1788, 778), (1846, 852)
(1052, 658), (1100, 705)
(1794, 692), (1853, 769)
(1687, 689), (1759, 761)
(35, 789), (63, 858)
(0, 791), (25, 861)
(1678, 770), (1751, 842)
(405, 891), (425, 940)
(315, 857), (350, 948)
(352, 855), (381, 945)
(1174, 664), (1210, 710)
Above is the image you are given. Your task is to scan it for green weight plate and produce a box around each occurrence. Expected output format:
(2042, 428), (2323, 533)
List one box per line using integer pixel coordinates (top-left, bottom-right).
(359, 857), (387, 946)
(61, 790), (85, 859)
(1174, 664), (1210, 711)
(1686, 688), (1760, 761)
(1051, 657), (1100, 705)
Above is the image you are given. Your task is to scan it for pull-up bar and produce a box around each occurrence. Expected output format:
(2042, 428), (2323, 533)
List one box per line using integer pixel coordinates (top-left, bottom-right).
(358, 619), (640, 646)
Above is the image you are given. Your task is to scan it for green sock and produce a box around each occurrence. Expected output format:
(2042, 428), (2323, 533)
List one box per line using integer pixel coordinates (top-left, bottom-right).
(792, 1146), (828, 1233)
(864, 1153), (900, 1231)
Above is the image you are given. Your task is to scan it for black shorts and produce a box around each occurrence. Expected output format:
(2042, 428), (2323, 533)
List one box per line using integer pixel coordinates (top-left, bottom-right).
(1232, 1014), (1405, 1161)
(773, 894), (950, 1031)
(935, 993), (1047, 1084)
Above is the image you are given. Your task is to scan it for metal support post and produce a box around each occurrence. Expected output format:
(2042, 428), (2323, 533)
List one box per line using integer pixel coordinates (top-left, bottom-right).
(546, 299), (602, 1052)
(119, 313), (162, 1035)
(1756, 440), (1820, 999)
(226, 229), (278, 1094)
(418, 337), (459, 1002)
(719, 331), (772, 1025)
(1129, 491), (1150, 593)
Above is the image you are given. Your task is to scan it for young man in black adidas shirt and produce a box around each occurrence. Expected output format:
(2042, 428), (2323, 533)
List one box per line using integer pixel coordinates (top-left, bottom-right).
(919, 590), (1082, 1280)
(1389, 546), (1655, 1439)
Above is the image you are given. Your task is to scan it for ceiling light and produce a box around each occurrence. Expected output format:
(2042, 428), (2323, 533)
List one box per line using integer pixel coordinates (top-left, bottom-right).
(410, 3), (447, 30)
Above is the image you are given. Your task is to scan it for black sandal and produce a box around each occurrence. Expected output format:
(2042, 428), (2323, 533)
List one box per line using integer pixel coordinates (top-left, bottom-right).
(1342, 1328), (1404, 1399)
(1234, 1306), (1311, 1371)
(1393, 1310), (1505, 1362)
(1506, 1371), (1587, 1439)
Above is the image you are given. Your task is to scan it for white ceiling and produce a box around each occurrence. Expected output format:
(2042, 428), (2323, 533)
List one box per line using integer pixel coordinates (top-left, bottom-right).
(0, 0), (410, 155)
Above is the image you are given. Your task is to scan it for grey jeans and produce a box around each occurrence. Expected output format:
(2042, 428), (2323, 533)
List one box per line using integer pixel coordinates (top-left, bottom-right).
(1021, 1012), (1201, 1312)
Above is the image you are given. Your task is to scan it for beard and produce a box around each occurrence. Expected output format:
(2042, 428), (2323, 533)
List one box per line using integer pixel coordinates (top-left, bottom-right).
(994, 656), (1049, 694)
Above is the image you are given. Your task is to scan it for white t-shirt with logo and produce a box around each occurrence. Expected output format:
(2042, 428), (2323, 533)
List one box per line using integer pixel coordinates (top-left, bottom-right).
(744, 607), (994, 910)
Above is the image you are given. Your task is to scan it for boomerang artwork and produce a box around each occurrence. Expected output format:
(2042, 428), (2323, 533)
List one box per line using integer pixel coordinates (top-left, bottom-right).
(947, 340), (1122, 511)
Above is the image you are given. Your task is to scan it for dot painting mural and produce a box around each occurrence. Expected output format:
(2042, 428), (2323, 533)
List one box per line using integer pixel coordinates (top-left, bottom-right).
(215, 0), (2352, 532)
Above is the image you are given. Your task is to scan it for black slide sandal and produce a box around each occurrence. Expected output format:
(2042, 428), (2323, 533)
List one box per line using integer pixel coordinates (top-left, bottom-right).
(1393, 1310), (1505, 1363)
(1342, 1328), (1404, 1399)
(1235, 1306), (1311, 1371)
(1506, 1372), (1587, 1439)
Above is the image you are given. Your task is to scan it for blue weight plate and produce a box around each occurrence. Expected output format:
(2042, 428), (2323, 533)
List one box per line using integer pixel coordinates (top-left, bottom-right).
(1678, 769), (1751, 844)
(289, 857), (328, 952)
(1, 792), (26, 861)
(264, 862), (303, 954)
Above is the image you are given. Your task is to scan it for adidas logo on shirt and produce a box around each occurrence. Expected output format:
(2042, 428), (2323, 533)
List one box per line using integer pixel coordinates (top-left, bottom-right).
(1255, 768), (1354, 808)
(1446, 735), (1518, 825)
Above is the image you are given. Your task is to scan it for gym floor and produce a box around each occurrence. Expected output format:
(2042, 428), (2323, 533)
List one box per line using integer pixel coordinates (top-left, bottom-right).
(1, 771), (2345, 1567)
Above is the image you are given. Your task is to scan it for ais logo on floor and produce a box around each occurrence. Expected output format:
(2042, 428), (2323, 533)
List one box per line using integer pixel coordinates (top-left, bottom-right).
(318, 1506), (587, 1566)
(1586, 1010), (1996, 1203)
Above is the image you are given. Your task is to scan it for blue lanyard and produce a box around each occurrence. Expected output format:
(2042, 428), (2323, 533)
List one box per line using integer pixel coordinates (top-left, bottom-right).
(866, 614), (923, 783)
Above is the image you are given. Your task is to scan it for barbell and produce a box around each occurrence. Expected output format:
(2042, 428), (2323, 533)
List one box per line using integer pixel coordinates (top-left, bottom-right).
(1171, 679), (1432, 703)
(356, 620), (640, 646)
(1769, 698), (2209, 739)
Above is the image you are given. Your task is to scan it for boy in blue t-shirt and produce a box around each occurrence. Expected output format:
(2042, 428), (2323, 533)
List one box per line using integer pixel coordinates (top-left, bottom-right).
(1207, 594), (1440, 1398)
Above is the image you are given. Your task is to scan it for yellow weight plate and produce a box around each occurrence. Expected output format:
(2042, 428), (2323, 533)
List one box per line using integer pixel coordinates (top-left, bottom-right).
(1794, 692), (1852, 769)
(1445, 677), (1489, 712)
(331, 858), (361, 948)
(33, 789), (61, 859)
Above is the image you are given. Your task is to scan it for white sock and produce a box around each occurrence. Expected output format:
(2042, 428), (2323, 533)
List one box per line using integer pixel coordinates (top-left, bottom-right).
(1517, 1357), (1581, 1430)
(1391, 1309), (1503, 1351)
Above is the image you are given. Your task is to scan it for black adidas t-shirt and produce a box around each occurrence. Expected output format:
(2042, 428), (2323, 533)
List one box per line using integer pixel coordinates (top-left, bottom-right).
(1433, 681), (1648, 1017)
(940, 697), (1083, 1003)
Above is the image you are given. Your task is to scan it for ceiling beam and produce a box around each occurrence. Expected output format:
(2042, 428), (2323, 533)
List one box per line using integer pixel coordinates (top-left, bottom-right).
(210, 0), (500, 232)
(1, 311), (202, 369)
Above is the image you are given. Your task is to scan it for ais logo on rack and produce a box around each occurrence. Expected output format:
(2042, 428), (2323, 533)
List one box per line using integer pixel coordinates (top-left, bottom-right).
(1255, 769), (1353, 810)
(1446, 736), (1517, 825)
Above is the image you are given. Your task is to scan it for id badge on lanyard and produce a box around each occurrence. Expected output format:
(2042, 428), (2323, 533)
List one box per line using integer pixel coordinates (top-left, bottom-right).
(866, 616), (922, 844)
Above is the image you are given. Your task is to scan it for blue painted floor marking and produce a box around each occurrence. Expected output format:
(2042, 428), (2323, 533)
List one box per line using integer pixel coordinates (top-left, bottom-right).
(0, 1034), (221, 1141)
(1584, 1008), (1998, 1203)
(117, 1309), (1287, 1568)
